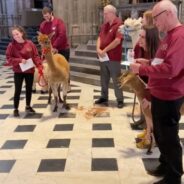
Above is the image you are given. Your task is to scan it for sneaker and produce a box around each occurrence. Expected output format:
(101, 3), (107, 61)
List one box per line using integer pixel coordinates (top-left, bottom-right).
(25, 106), (36, 113)
(94, 98), (108, 106)
(14, 109), (19, 117)
(147, 164), (166, 177)
(117, 101), (124, 108)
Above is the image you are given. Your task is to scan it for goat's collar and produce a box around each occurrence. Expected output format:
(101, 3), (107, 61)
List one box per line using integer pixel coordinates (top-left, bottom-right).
(42, 47), (51, 55)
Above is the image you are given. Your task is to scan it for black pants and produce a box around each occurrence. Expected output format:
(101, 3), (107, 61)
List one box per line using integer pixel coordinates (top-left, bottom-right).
(58, 48), (70, 61)
(14, 73), (34, 109)
(58, 48), (70, 84)
(151, 95), (183, 181)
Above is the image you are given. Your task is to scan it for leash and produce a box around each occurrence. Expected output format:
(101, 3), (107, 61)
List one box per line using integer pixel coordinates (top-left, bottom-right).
(38, 66), (47, 87)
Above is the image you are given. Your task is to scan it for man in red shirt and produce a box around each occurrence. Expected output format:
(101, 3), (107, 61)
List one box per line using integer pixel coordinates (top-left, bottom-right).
(40, 7), (69, 60)
(39, 7), (71, 91)
(95, 4), (124, 108)
(130, 1), (184, 184)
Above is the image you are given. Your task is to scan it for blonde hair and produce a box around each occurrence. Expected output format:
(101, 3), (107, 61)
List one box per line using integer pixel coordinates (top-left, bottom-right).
(143, 10), (153, 26)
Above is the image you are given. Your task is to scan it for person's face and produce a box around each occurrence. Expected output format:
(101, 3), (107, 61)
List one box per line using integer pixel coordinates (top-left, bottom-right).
(103, 10), (113, 23)
(12, 29), (24, 43)
(152, 9), (167, 32)
(138, 29), (146, 50)
(43, 12), (52, 22)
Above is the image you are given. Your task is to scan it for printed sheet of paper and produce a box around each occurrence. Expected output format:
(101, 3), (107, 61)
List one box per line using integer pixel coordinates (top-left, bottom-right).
(19, 58), (35, 72)
(98, 53), (109, 62)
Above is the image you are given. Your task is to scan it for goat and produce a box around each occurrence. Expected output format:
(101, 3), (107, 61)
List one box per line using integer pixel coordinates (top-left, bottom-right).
(37, 32), (70, 112)
(119, 71), (153, 153)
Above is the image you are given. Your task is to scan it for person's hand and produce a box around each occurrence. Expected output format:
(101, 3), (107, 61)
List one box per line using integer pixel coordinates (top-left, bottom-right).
(21, 59), (26, 64)
(130, 62), (141, 74)
(52, 48), (58, 54)
(135, 58), (149, 65)
(97, 48), (106, 58)
(141, 98), (151, 109)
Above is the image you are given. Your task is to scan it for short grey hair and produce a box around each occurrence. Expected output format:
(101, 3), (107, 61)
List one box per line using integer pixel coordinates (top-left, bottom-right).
(104, 4), (117, 14)
(156, 0), (178, 16)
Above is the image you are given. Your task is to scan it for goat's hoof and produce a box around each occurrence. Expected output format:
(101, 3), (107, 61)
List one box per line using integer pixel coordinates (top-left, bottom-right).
(41, 90), (48, 94)
(64, 104), (70, 110)
(53, 107), (58, 112)
(136, 139), (151, 149)
(32, 89), (36, 93)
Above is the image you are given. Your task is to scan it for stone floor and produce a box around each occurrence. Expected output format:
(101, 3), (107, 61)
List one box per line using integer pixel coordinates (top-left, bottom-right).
(0, 56), (184, 184)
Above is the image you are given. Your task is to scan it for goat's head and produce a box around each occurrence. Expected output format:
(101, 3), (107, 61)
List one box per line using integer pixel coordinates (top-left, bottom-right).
(119, 71), (137, 89)
(37, 32), (51, 47)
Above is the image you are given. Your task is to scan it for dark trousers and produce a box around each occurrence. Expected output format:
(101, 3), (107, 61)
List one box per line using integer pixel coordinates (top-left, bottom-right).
(151, 95), (183, 181)
(100, 61), (123, 102)
(58, 48), (70, 61)
(58, 48), (70, 84)
(14, 73), (34, 109)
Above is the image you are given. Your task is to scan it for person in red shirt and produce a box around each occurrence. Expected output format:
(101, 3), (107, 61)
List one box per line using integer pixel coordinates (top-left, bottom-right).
(39, 7), (71, 91)
(6, 26), (42, 117)
(130, 1), (184, 184)
(95, 4), (124, 108)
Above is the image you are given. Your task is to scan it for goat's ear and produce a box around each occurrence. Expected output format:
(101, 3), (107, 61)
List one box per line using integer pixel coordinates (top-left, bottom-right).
(48, 32), (55, 39)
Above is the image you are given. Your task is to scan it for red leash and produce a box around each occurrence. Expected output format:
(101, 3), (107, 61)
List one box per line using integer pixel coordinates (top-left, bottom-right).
(38, 66), (48, 87)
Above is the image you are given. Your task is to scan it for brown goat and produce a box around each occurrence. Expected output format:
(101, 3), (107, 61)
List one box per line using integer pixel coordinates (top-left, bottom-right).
(119, 71), (153, 142)
(119, 71), (184, 151)
(37, 32), (70, 112)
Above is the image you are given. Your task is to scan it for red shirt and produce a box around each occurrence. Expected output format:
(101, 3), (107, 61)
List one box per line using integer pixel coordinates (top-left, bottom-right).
(39, 17), (69, 51)
(134, 43), (149, 59)
(6, 40), (42, 73)
(99, 17), (123, 62)
(139, 25), (184, 100)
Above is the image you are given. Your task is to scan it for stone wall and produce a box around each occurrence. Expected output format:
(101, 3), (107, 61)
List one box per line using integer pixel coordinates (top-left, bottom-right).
(53, 0), (100, 44)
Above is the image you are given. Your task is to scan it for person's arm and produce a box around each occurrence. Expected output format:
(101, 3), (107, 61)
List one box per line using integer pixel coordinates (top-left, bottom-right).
(140, 37), (184, 79)
(52, 19), (67, 50)
(96, 37), (106, 58)
(29, 41), (42, 68)
(102, 28), (122, 53)
(6, 43), (23, 66)
(103, 38), (121, 53)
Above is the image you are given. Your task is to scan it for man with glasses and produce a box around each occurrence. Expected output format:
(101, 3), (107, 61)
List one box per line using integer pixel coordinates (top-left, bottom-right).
(130, 1), (184, 184)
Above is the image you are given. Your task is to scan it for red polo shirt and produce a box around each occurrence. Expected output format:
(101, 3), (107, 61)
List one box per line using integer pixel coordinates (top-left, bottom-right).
(99, 17), (123, 62)
(40, 17), (69, 51)
(139, 25), (184, 100)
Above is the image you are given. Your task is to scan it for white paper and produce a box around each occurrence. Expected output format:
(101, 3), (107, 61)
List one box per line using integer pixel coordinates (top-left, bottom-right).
(151, 58), (164, 66)
(19, 58), (35, 72)
(98, 53), (109, 62)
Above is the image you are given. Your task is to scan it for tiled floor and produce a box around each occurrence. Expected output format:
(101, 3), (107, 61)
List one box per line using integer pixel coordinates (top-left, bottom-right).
(0, 56), (184, 184)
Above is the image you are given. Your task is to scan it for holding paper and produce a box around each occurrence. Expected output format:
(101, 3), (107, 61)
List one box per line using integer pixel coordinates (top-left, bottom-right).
(98, 53), (109, 62)
(19, 58), (35, 72)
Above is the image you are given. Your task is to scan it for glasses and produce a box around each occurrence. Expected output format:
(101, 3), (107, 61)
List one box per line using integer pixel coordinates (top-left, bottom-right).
(153, 10), (167, 20)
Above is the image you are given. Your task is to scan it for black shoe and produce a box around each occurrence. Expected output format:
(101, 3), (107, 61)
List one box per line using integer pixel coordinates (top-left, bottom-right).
(25, 106), (36, 113)
(148, 164), (166, 177)
(153, 177), (181, 184)
(94, 98), (108, 106)
(117, 101), (124, 108)
(14, 109), (19, 117)
(153, 178), (166, 184)
(41, 90), (48, 94)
